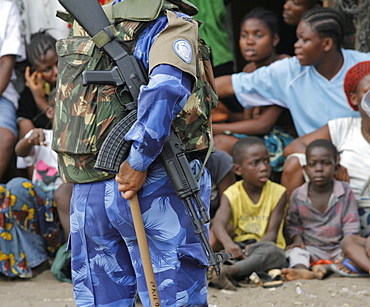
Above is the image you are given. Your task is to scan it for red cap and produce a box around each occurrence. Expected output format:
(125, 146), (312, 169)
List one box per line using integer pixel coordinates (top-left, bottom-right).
(344, 61), (370, 110)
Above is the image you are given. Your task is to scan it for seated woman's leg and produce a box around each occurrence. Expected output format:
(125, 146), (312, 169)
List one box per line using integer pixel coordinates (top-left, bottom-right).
(0, 97), (18, 182)
(341, 235), (370, 273)
(0, 178), (48, 277)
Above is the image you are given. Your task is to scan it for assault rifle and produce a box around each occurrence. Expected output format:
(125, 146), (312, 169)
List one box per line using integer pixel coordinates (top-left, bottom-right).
(58, 0), (231, 275)
(160, 130), (231, 275)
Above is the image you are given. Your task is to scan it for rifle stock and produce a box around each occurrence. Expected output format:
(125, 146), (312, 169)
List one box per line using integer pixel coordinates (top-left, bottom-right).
(59, 0), (109, 37)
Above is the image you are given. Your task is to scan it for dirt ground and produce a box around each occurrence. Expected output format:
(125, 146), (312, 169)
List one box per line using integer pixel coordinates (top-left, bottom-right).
(0, 269), (369, 307)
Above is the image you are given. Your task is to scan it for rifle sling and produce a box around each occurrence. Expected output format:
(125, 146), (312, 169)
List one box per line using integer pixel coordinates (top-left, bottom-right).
(92, 25), (116, 49)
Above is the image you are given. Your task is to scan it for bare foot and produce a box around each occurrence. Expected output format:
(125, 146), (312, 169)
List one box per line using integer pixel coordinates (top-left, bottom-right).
(334, 260), (368, 275)
(311, 264), (329, 279)
(334, 263), (353, 274)
(330, 260), (370, 277)
(334, 253), (344, 264)
(208, 266), (237, 291)
(281, 268), (316, 281)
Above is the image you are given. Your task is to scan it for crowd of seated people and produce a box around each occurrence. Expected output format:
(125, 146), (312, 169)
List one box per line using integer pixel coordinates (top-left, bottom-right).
(208, 5), (370, 289)
(0, 3), (71, 280)
(0, 0), (369, 291)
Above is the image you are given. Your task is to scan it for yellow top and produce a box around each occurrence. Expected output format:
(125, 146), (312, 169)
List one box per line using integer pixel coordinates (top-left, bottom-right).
(224, 180), (287, 250)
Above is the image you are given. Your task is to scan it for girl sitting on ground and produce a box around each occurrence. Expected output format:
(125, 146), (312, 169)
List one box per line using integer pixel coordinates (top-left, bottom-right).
(213, 7), (295, 177)
(215, 7), (368, 142)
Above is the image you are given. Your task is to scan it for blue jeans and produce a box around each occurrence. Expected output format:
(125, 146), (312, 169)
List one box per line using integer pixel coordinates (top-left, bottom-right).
(0, 96), (18, 137)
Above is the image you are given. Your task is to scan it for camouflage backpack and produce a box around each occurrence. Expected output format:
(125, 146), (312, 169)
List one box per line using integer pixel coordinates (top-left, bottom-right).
(52, 0), (218, 183)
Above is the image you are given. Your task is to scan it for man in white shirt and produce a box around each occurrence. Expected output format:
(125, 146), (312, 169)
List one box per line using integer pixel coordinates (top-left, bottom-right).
(0, 0), (26, 181)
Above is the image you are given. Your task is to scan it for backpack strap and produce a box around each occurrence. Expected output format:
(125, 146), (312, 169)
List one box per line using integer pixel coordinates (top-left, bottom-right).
(91, 25), (117, 49)
(195, 133), (214, 181)
(92, 1), (163, 49)
(110, 0), (163, 21)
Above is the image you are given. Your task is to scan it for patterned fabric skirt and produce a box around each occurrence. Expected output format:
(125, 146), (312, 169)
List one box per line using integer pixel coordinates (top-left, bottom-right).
(0, 177), (63, 278)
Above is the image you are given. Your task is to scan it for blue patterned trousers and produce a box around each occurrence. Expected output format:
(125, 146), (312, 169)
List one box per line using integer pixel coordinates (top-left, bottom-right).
(70, 160), (211, 306)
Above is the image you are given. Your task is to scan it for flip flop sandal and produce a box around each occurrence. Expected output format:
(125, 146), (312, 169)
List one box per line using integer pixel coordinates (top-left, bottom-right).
(248, 272), (263, 286)
(268, 269), (282, 280)
(330, 259), (370, 278)
(262, 278), (283, 288)
(254, 270), (283, 289)
(237, 278), (259, 288)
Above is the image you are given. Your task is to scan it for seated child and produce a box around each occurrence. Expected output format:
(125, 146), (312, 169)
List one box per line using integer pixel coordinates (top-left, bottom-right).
(281, 61), (370, 234)
(0, 90), (72, 278)
(209, 136), (287, 290)
(331, 90), (370, 277)
(18, 30), (58, 138)
(282, 139), (360, 281)
(17, 30), (59, 179)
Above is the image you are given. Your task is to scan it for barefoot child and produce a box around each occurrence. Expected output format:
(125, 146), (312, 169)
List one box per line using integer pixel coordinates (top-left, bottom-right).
(282, 139), (360, 281)
(210, 136), (287, 289)
(281, 61), (370, 229)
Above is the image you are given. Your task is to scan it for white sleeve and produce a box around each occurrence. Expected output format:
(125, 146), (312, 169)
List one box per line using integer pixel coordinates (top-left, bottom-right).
(1, 3), (25, 60)
(328, 118), (348, 150)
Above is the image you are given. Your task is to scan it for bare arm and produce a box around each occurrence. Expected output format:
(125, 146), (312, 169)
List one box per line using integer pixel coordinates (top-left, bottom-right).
(215, 75), (234, 99)
(18, 118), (35, 139)
(24, 66), (49, 113)
(0, 55), (15, 96)
(213, 105), (284, 135)
(282, 124), (350, 181)
(283, 124), (331, 157)
(261, 191), (287, 243)
(15, 128), (46, 157)
(287, 234), (305, 250)
(217, 171), (236, 199)
(212, 194), (242, 259)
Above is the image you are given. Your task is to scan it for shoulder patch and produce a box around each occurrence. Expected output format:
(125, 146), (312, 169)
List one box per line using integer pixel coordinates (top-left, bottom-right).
(173, 39), (192, 64)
